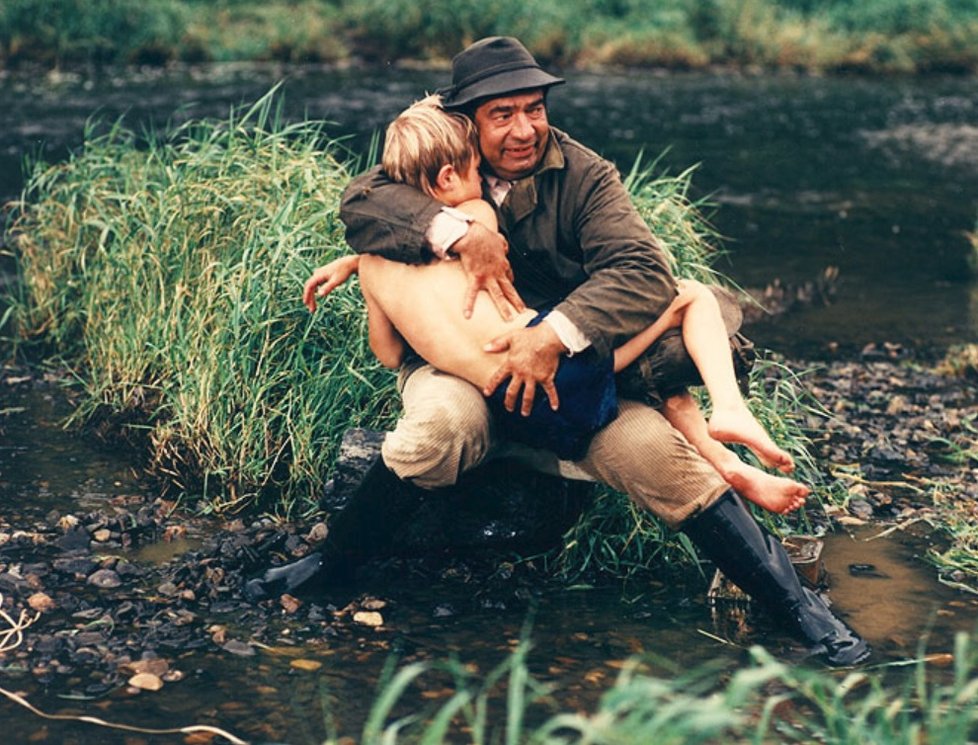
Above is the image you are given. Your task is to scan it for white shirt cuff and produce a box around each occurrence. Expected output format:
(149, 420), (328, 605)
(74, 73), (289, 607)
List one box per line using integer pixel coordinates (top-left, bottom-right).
(425, 207), (472, 259)
(544, 311), (591, 355)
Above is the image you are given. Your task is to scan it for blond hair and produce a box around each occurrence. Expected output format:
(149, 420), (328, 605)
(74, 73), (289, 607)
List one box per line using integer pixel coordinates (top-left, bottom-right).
(382, 94), (479, 197)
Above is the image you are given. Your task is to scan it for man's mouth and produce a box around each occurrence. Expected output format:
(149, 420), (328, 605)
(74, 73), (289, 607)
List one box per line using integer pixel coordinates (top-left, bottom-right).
(506, 144), (536, 160)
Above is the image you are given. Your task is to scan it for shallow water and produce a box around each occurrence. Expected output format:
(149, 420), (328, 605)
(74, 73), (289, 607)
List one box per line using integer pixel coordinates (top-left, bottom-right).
(3, 380), (978, 743)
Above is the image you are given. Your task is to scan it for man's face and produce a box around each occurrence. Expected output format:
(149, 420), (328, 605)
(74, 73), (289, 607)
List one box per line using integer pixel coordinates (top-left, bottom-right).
(473, 90), (549, 181)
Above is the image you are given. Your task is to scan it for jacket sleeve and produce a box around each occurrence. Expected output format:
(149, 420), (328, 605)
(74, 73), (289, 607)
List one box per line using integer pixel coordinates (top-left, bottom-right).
(339, 166), (445, 263)
(554, 158), (678, 358)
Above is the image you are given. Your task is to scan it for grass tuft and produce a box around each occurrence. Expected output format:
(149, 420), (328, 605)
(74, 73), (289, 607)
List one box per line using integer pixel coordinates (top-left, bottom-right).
(4, 87), (399, 512)
(329, 631), (978, 743)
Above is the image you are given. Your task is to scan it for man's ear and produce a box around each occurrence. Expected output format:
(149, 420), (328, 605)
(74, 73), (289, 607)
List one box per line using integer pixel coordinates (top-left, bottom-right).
(435, 164), (456, 191)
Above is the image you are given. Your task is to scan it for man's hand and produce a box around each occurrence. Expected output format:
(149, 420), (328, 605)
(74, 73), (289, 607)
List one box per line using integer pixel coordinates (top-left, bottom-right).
(453, 221), (526, 321)
(302, 255), (361, 312)
(483, 323), (566, 416)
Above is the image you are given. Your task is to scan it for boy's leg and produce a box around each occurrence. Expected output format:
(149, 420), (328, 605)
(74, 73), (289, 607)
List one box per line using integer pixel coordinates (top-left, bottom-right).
(660, 394), (808, 514)
(678, 281), (794, 472)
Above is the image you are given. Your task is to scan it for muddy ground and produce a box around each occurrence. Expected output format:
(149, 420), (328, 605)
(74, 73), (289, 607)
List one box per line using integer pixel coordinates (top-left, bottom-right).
(0, 351), (976, 698)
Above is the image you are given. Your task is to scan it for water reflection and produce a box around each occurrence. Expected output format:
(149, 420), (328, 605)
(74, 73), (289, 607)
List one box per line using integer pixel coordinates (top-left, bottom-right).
(821, 527), (976, 655)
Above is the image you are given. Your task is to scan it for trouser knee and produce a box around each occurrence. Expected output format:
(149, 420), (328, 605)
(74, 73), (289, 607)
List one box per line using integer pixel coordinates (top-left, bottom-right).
(383, 364), (492, 488)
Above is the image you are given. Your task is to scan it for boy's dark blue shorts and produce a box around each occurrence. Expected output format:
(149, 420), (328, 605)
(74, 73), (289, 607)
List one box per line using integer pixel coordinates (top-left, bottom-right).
(487, 312), (618, 460)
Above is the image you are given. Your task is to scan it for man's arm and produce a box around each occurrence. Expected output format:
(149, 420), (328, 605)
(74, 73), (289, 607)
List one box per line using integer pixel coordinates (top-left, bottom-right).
(341, 166), (523, 319)
(484, 143), (677, 414)
(554, 157), (678, 358)
(340, 166), (443, 263)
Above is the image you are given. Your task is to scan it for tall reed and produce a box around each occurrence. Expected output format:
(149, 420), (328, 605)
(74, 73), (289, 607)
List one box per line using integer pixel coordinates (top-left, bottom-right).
(6, 89), (399, 511)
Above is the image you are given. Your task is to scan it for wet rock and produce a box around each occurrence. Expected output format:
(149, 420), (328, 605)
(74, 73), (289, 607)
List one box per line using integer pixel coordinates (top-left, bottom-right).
(222, 640), (255, 657)
(290, 658), (322, 672)
(353, 610), (383, 627)
(848, 499), (874, 520)
(27, 592), (55, 612)
(128, 672), (164, 691)
(157, 581), (179, 596)
(280, 594), (302, 614)
(305, 522), (328, 544)
(56, 526), (91, 553)
(86, 569), (122, 589)
(322, 428), (595, 555)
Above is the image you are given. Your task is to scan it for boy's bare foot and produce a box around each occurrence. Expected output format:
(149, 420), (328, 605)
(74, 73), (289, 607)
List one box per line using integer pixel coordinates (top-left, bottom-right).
(720, 461), (810, 514)
(708, 405), (794, 473)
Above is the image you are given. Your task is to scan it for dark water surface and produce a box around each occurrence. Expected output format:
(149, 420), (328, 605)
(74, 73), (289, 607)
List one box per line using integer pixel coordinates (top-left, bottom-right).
(3, 64), (978, 356)
(3, 381), (978, 743)
(3, 65), (978, 741)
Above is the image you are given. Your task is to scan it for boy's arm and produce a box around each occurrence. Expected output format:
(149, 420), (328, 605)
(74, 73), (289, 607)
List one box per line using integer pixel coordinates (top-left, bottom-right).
(454, 198), (499, 234)
(303, 255), (361, 312)
(361, 282), (406, 369)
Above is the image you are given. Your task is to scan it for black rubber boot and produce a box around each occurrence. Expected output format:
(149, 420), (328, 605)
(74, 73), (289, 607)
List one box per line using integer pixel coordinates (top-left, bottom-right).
(244, 458), (422, 602)
(682, 489), (871, 667)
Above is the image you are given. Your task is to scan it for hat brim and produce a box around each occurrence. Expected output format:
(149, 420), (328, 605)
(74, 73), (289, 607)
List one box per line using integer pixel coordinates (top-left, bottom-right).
(440, 68), (565, 110)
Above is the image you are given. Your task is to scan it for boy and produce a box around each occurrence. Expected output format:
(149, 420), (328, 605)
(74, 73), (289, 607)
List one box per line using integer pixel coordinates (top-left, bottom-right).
(309, 96), (807, 514)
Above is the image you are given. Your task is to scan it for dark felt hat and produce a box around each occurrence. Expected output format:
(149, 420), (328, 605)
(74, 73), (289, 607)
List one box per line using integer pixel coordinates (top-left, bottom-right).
(439, 36), (565, 110)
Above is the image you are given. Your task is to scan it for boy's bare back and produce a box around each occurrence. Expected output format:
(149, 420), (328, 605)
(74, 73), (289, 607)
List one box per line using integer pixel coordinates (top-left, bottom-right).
(359, 256), (535, 389)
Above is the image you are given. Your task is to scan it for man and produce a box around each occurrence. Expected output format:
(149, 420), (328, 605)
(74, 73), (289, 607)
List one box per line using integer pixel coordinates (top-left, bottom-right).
(249, 37), (868, 667)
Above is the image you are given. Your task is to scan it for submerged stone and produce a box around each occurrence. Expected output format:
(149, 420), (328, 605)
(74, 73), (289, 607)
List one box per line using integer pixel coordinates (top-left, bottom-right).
(322, 428), (595, 556)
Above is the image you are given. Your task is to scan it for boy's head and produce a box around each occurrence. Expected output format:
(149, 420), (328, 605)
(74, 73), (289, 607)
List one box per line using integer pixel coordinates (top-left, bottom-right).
(383, 95), (482, 204)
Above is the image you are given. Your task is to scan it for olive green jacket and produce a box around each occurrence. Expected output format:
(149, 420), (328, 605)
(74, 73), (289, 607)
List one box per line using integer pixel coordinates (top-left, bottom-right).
(339, 127), (677, 358)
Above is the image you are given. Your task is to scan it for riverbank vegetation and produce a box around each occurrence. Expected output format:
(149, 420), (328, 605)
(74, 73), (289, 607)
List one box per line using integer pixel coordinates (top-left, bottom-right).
(4, 90), (398, 513)
(3, 0), (978, 74)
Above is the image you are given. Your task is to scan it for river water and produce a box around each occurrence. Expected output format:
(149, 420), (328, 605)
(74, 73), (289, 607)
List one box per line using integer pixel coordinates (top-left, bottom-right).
(2, 64), (978, 742)
(3, 63), (978, 356)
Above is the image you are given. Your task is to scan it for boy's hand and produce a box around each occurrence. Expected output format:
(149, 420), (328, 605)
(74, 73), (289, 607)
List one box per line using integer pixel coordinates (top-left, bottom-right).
(483, 324), (564, 416)
(303, 255), (361, 312)
(453, 222), (525, 321)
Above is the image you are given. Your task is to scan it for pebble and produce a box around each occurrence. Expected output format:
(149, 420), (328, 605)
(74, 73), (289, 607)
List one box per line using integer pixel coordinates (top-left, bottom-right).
(353, 611), (384, 627)
(27, 592), (55, 612)
(222, 640), (256, 657)
(86, 569), (122, 589)
(128, 672), (164, 691)
(290, 658), (323, 671)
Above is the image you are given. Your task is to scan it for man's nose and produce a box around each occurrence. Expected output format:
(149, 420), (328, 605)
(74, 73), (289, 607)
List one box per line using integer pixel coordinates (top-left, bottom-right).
(511, 111), (534, 139)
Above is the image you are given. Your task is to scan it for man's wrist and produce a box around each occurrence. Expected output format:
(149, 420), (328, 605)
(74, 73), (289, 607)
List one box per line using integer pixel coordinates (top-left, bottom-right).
(543, 311), (590, 356)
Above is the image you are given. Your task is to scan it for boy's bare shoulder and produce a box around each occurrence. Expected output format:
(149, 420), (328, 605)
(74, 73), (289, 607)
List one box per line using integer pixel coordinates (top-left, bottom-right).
(455, 198), (498, 230)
